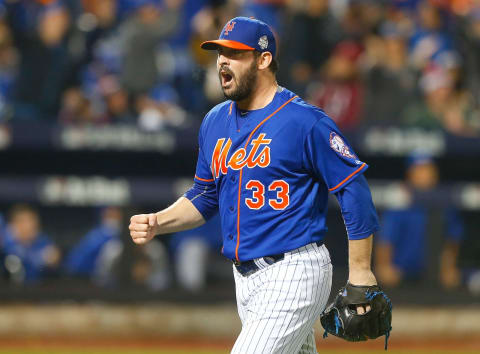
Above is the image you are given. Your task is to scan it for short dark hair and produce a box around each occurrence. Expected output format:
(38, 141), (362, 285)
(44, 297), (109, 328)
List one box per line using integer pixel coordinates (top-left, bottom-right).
(8, 204), (38, 222)
(254, 51), (279, 74)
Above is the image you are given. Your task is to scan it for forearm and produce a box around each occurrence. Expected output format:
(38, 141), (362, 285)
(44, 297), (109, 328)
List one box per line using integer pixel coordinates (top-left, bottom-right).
(154, 197), (206, 235)
(348, 234), (377, 285)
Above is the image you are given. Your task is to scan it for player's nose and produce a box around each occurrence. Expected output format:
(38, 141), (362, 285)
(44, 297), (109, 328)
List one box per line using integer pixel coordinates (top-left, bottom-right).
(217, 52), (229, 67)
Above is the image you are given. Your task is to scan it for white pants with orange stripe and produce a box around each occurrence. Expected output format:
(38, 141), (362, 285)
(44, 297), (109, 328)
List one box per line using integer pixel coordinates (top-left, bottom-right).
(232, 242), (333, 354)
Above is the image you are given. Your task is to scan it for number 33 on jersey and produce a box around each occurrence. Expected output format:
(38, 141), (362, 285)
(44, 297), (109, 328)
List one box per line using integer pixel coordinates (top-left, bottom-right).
(189, 88), (368, 262)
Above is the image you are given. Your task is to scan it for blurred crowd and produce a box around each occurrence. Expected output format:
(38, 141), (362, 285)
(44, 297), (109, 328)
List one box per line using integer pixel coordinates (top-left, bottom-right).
(0, 204), (227, 292)
(0, 0), (478, 136)
(0, 192), (478, 294)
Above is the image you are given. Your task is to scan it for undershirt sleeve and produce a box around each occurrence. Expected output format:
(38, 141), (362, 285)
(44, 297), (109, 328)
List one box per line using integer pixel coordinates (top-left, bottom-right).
(334, 174), (380, 240)
(183, 122), (219, 221)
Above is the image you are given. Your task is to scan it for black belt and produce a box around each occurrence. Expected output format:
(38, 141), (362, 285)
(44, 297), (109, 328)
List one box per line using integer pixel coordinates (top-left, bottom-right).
(234, 241), (323, 277)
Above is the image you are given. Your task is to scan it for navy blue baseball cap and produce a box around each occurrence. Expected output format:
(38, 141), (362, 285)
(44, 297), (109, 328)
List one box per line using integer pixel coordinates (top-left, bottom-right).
(201, 17), (276, 57)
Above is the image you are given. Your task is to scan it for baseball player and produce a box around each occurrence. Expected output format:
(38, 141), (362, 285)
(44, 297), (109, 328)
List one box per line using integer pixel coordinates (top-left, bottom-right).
(129, 17), (381, 353)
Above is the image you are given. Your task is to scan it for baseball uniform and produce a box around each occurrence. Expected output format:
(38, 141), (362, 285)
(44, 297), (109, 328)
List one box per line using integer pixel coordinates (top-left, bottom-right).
(184, 17), (379, 354)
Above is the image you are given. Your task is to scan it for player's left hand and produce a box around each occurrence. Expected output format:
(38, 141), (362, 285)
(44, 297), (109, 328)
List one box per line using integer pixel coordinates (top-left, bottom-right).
(320, 283), (393, 349)
(129, 213), (158, 245)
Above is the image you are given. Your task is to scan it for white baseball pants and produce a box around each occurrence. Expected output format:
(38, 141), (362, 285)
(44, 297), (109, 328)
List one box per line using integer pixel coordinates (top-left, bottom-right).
(232, 242), (333, 354)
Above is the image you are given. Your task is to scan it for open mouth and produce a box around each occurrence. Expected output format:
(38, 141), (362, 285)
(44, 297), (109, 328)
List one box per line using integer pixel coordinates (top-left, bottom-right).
(220, 70), (234, 87)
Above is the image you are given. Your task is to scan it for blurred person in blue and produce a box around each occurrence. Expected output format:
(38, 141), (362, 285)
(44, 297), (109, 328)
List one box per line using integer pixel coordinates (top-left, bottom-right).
(1, 204), (61, 284)
(375, 152), (464, 289)
(169, 213), (223, 291)
(408, 0), (455, 71)
(5, 0), (73, 120)
(64, 206), (124, 286)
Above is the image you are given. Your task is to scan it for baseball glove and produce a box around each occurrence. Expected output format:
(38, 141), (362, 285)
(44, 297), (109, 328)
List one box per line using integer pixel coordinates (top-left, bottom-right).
(320, 283), (392, 350)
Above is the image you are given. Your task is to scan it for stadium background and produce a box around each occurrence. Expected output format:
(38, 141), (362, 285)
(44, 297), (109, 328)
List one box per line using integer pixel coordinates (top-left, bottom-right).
(0, 0), (479, 352)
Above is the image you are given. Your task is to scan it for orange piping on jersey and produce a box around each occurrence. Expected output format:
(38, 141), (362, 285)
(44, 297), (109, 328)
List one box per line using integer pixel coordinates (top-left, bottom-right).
(195, 175), (214, 182)
(234, 95), (298, 262)
(328, 163), (366, 192)
(229, 102), (233, 115)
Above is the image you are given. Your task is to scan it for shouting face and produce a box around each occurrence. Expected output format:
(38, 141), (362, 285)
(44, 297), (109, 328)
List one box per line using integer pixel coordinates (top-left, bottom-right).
(217, 47), (258, 102)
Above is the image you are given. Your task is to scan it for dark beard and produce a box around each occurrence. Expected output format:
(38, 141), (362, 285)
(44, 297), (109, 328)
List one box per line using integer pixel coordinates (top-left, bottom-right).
(221, 60), (258, 102)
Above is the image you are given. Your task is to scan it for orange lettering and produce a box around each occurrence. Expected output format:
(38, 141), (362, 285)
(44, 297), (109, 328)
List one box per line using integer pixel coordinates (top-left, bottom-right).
(228, 148), (247, 170)
(211, 138), (231, 178)
(252, 146), (270, 168)
(247, 133), (271, 168)
(210, 134), (272, 177)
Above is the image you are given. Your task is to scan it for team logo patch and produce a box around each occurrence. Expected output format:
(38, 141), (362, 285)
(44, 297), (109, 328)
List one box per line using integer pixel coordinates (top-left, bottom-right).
(329, 132), (356, 159)
(224, 21), (236, 36)
(258, 35), (268, 50)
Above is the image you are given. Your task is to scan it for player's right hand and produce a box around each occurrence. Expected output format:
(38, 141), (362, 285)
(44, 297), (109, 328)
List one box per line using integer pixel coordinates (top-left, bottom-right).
(129, 213), (158, 245)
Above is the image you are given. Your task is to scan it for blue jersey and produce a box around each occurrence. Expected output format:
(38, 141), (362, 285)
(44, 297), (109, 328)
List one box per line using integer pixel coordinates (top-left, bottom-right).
(64, 224), (120, 276)
(2, 227), (56, 282)
(186, 87), (378, 262)
(378, 206), (464, 276)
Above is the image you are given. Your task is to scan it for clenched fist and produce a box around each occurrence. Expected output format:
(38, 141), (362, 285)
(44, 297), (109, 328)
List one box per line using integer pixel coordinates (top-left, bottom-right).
(129, 213), (158, 245)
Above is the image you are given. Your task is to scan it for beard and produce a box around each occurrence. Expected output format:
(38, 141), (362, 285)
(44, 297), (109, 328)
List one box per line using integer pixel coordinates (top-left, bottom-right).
(219, 60), (258, 102)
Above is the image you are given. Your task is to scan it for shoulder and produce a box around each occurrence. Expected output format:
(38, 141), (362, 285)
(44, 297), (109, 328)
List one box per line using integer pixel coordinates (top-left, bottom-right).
(278, 88), (339, 136)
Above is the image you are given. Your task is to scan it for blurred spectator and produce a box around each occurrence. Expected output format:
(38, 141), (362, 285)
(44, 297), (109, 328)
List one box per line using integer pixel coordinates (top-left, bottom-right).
(191, 0), (239, 106)
(402, 63), (479, 135)
(170, 214), (223, 292)
(58, 86), (96, 125)
(341, 0), (385, 39)
(119, 0), (180, 96)
(6, 0), (73, 120)
(375, 153), (464, 289)
(64, 206), (124, 286)
(0, 14), (17, 121)
(1, 204), (61, 284)
(308, 40), (365, 132)
(278, 0), (342, 95)
(136, 84), (188, 131)
(408, 1), (455, 70)
(363, 21), (417, 125)
(131, 239), (170, 291)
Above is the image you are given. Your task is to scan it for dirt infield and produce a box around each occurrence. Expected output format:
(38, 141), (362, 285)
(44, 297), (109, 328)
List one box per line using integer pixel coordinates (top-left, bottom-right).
(0, 305), (479, 352)
(0, 336), (478, 353)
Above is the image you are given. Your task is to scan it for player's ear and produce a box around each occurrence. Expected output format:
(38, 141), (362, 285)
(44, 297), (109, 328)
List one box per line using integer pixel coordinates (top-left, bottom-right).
(258, 51), (273, 71)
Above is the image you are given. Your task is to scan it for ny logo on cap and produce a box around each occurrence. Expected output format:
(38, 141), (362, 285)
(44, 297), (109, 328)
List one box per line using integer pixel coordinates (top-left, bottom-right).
(224, 21), (236, 36)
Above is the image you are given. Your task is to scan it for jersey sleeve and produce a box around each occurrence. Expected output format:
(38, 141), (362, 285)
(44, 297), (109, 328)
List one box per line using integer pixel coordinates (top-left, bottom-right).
(303, 117), (368, 193)
(183, 124), (219, 221)
(193, 125), (215, 184)
(334, 174), (380, 240)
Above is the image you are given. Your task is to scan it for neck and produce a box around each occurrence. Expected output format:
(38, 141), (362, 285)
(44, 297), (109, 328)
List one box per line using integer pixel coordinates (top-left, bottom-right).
(236, 75), (278, 110)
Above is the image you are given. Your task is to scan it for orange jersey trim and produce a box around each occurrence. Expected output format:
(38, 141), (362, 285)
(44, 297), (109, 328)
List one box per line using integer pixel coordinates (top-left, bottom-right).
(235, 95), (298, 262)
(328, 163), (366, 192)
(229, 102), (233, 115)
(195, 175), (214, 182)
